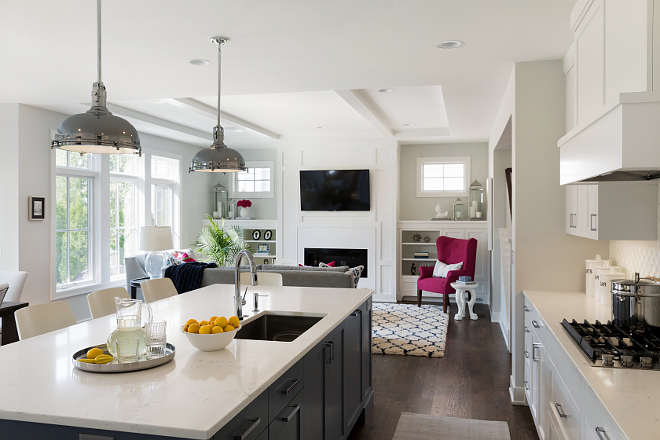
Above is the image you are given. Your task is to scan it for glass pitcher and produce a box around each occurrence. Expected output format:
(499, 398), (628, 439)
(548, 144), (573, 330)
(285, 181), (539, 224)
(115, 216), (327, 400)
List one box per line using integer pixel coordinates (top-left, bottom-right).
(107, 297), (153, 358)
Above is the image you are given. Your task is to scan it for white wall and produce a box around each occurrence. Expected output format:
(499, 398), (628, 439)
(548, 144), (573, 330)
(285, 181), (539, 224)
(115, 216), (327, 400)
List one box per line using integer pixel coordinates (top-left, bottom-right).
(489, 61), (609, 404)
(0, 104), (20, 271)
(277, 138), (398, 302)
(398, 142), (488, 220)
(5, 104), (214, 321)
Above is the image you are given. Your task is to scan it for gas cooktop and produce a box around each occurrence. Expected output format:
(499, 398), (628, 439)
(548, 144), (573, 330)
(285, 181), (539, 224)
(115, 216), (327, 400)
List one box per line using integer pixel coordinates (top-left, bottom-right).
(561, 319), (660, 370)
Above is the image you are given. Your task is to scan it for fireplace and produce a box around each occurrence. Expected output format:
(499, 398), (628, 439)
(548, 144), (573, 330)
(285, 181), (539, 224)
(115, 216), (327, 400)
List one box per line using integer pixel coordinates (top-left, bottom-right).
(304, 248), (368, 278)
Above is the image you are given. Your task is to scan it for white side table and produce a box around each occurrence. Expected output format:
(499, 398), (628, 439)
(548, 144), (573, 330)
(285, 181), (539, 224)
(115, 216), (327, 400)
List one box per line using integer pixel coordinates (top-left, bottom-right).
(451, 282), (478, 321)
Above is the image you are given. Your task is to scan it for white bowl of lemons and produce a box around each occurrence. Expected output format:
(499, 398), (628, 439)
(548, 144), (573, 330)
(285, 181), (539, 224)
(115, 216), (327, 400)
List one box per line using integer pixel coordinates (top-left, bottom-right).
(181, 315), (241, 352)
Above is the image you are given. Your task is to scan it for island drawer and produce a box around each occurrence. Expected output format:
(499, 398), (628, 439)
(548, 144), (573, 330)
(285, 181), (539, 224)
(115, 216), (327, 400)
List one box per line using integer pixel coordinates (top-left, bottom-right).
(269, 358), (304, 424)
(269, 389), (304, 440)
(213, 389), (268, 440)
(524, 297), (546, 345)
(581, 382), (625, 440)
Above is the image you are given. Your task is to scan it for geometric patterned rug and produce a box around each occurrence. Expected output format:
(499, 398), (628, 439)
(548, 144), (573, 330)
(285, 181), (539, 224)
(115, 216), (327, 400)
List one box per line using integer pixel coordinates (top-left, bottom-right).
(372, 303), (449, 358)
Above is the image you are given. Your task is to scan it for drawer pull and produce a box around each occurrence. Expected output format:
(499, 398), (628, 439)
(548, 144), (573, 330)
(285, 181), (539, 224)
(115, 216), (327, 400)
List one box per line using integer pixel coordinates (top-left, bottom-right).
(524, 306), (530, 312)
(532, 343), (542, 362)
(325, 341), (335, 363)
(554, 402), (567, 418)
(279, 404), (301, 422)
(524, 325), (530, 333)
(351, 309), (362, 317)
(524, 380), (530, 391)
(595, 427), (606, 440)
(532, 320), (540, 329)
(525, 350), (530, 359)
(280, 378), (300, 395)
(234, 417), (261, 440)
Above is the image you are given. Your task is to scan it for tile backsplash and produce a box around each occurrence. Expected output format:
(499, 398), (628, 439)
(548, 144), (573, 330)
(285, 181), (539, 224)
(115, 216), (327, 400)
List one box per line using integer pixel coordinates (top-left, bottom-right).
(608, 182), (660, 279)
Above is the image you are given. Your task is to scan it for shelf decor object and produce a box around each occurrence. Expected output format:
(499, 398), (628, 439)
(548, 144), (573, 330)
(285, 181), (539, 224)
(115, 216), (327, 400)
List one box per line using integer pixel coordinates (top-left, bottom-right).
(28, 196), (45, 221)
(453, 198), (464, 220)
(51, 0), (141, 156)
(251, 230), (261, 240)
(213, 183), (229, 219)
(469, 180), (485, 220)
(189, 37), (246, 173)
(237, 199), (252, 218)
(256, 243), (270, 254)
(264, 230), (272, 240)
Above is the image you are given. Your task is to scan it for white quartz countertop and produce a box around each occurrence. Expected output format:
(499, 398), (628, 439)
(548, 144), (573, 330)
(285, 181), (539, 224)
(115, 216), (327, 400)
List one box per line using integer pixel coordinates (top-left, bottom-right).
(0, 284), (373, 439)
(524, 290), (660, 440)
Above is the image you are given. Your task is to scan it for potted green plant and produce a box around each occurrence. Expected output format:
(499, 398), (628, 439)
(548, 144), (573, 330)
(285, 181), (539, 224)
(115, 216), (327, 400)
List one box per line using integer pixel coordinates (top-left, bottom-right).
(194, 215), (250, 266)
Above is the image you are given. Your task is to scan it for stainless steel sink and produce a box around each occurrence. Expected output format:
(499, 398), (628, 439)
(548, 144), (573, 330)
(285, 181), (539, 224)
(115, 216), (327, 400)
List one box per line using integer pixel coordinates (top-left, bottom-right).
(235, 313), (324, 342)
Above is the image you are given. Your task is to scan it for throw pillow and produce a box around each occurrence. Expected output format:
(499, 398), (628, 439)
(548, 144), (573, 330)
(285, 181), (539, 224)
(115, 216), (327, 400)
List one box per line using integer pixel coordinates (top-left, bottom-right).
(432, 260), (463, 278)
(173, 251), (196, 263)
(319, 261), (336, 267)
(345, 265), (364, 288)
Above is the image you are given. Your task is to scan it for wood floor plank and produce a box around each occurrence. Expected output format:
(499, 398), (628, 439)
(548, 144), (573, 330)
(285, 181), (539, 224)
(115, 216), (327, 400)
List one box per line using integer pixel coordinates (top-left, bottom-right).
(348, 302), (538, 440)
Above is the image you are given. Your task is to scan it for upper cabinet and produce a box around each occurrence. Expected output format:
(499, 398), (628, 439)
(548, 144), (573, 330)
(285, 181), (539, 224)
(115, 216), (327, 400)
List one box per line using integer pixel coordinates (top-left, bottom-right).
(560, 0), (660, 184)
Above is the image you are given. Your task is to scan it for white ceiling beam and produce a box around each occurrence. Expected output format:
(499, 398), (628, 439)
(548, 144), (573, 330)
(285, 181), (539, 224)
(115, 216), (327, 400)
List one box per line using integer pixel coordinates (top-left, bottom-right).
(335, 89), (393, 138)
(168, 98), (280, 140)
(393, 127), (451, 138)
(105, 103), (211, 141)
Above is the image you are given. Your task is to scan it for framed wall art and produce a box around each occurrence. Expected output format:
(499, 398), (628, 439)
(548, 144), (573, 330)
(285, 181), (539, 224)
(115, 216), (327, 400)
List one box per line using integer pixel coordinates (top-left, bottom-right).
(29, 196), (46, 221)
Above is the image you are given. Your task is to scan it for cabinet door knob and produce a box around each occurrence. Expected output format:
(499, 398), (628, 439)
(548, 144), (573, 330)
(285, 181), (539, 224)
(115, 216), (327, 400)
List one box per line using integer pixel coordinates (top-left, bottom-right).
(524, 306), (530, 312)
(233, 417), (261, 440)
(524, 326), (530, 333)
(532, 320), (540, 329)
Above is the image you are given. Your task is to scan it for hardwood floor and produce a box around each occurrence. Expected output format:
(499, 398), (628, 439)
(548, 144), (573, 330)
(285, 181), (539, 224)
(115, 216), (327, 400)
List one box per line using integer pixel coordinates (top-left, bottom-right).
(348, 301), (538, 440)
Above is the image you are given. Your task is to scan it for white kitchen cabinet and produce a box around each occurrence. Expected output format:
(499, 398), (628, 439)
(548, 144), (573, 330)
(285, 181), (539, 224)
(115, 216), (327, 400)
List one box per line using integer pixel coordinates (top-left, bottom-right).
(575, 0), (605, 124)
(397, 221), (489, 304)
(565, 182), (657, 240)
(524, 298), (549, 440)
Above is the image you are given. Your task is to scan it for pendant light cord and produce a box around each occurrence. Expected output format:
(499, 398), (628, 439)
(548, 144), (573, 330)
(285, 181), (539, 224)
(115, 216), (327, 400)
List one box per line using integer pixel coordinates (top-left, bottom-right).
(217, 41), (221, 127)
(97, 0), (102, 84)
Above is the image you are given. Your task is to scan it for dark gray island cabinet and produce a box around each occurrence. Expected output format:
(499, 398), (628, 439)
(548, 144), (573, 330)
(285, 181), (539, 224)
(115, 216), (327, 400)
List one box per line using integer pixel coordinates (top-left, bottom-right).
(0, 298), (373, 440)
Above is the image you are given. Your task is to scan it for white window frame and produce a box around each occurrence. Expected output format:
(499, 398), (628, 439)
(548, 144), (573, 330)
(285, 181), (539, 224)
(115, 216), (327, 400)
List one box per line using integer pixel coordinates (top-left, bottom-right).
(144, 151), (182, 249)
(230, 160), (274, 199)
(109, 173), (140, 281)
(416, 156), (471, 198)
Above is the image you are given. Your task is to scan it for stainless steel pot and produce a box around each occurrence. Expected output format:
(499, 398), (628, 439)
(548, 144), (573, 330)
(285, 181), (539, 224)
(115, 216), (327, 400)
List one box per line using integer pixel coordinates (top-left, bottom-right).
(611, 274), (660, 327)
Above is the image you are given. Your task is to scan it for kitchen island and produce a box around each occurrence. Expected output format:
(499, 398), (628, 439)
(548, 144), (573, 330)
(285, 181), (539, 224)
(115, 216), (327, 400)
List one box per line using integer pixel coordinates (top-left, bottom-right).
(0, 284), (373, 439)
(524, 290), (660, 440)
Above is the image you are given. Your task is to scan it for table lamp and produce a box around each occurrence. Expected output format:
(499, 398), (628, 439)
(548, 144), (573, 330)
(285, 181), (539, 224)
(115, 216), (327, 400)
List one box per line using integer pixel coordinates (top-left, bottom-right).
(140, 226), (173, 279)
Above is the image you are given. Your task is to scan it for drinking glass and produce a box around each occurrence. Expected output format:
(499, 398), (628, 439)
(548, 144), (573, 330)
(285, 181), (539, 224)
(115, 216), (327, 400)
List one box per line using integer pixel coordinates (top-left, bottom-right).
(116, 338), (141, 364)
(145, 320), (168, 359)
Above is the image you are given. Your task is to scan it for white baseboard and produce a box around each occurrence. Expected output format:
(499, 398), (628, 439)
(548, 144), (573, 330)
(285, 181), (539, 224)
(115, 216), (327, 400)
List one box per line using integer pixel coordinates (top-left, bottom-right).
(509, 375), (526, 405)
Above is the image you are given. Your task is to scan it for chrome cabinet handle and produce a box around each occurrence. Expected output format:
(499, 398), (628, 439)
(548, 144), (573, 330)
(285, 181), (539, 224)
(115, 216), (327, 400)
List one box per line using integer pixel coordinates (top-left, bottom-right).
(595, 427), (606, 440)
(234, 417), (261, 440)
(279, 404), (301, 422)
(524, 306), (530, 312)
(533, 343), (542, 362)
(532, 320), (540, 329)
(524, 380), (530, 391)
(525, 350), (530, 359)
(555, 402), (568, 418)
(591, 214), (597, 231)
(524, 326), (530, 333)
(351, 309), (361, 317)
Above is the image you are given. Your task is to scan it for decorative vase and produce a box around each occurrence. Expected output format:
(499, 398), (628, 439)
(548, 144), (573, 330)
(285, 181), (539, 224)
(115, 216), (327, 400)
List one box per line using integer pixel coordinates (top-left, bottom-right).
(239, 207), (249, 218)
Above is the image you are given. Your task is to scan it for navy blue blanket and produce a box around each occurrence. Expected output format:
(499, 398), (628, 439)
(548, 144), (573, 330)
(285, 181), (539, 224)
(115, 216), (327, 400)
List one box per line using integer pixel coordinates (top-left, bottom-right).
(165, 262), (217, 294)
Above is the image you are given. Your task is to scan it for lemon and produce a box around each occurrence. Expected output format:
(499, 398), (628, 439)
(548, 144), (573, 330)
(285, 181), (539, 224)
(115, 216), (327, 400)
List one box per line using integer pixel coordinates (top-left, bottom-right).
(214, 317), (228, 328)
(211, 326), (224, 334)
(209, 316), (218, 324)
(228, 316), (240, 328)
(183, 324), (189, 332)
(199, 320), (209, 327)
(78, 358), (96, 364)
(87, 347), (104, 359)
(188, 323), (201, 334)
(94, 355), (114, 364)
(186, 319), (198, 326)
(224, 324), (235, 332)
(199, 325), (212, 334)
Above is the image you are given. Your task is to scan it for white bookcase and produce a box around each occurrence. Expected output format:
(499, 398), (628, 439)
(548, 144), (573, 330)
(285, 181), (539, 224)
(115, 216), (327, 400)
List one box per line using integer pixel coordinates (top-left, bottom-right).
(397, 221), (489, 304)
(204, 219), (278, 265)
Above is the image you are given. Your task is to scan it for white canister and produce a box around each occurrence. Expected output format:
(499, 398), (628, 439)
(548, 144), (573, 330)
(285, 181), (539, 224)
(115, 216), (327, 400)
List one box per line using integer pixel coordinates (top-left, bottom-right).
(585, 255), (609, 296)
(596, 271), (626, 305)
(594, 265), (620, 303)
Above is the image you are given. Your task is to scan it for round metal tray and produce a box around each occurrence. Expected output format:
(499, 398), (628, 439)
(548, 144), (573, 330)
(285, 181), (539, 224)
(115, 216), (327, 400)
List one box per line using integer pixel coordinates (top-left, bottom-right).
(72, 343), (175, 373)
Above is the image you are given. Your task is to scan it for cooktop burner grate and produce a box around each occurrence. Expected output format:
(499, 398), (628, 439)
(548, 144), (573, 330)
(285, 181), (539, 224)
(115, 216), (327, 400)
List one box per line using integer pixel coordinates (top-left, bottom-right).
(561, 319), (660, 369)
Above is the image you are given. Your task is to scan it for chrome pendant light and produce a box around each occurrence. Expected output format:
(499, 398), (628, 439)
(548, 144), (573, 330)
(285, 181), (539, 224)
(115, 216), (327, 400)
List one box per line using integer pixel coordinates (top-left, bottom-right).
(189, 37), (246, 173)
(51, 0), (141, 155)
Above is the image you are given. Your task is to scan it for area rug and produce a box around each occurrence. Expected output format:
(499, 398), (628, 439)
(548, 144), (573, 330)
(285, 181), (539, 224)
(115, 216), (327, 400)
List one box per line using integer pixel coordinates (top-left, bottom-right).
(372, 303), (449, 358)
(392, 413), (511, 440)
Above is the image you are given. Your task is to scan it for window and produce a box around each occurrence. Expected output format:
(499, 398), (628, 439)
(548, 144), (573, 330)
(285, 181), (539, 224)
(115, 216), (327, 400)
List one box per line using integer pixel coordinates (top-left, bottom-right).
(416, 156), (470, 197)
(109, 181), (138, 278)
(150, 155), (179, 227)
(230, 161), (274, 198)
(55, 172), (94, 289)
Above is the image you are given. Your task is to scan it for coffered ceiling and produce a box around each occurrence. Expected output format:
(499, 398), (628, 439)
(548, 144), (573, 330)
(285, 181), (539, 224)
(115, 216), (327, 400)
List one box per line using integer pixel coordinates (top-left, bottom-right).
(0, 0), (577, 148)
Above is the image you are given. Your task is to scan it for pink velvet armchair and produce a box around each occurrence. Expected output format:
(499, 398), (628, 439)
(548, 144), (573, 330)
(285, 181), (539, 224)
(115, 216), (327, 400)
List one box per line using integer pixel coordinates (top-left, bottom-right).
(417, 236), (477, 313)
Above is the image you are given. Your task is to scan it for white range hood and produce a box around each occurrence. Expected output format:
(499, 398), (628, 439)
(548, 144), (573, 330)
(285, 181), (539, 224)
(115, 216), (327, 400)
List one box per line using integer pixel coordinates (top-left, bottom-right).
(559, 91), (660, 185)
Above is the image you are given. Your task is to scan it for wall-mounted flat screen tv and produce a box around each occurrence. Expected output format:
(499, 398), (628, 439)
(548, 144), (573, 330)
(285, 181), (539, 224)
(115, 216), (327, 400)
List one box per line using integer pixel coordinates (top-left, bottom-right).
(300, 169), (370, 211)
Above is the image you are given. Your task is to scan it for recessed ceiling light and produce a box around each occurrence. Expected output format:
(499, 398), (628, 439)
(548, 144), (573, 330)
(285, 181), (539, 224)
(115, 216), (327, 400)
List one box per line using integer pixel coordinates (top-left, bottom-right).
(437, 40), (464, 49)
(188, 59), (211, 66)
(377, 88), (394, 93)
(234, 129), (244, 133)
(316, 126), (327, 129)
(404, 123), (415, 127)
(150, 99), (165, 104)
